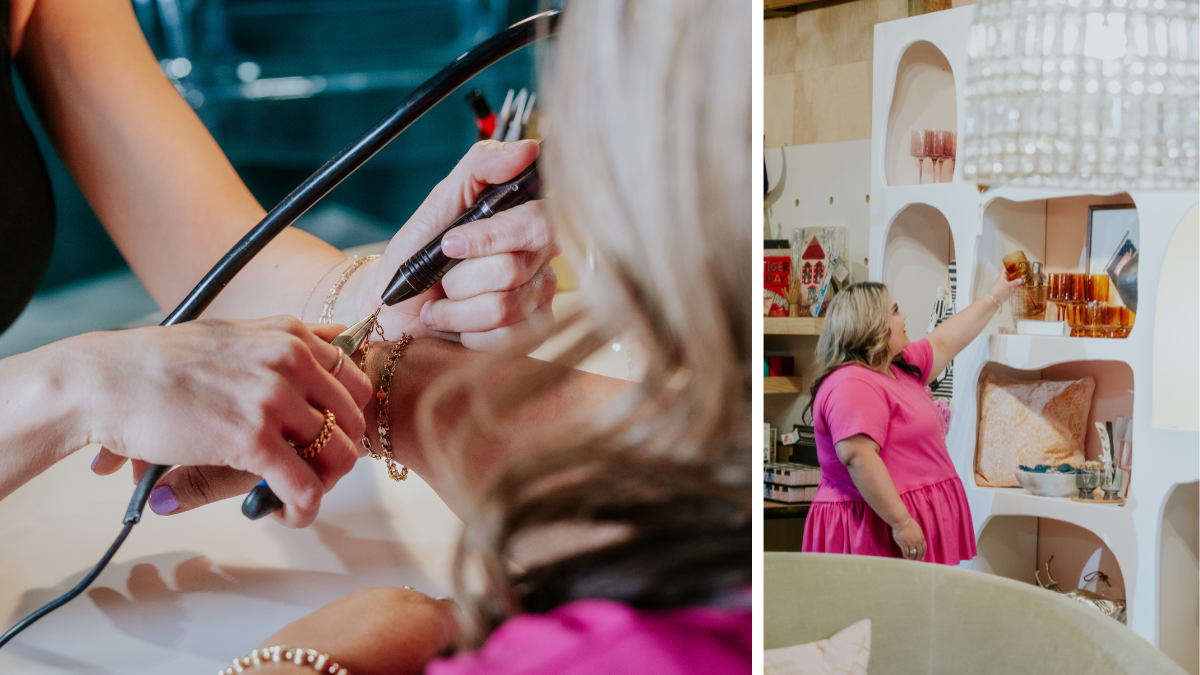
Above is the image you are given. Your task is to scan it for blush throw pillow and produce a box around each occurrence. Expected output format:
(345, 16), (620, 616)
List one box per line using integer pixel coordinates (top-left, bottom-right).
(764, 619), (871, 675)
(975, 373), (1096, 487)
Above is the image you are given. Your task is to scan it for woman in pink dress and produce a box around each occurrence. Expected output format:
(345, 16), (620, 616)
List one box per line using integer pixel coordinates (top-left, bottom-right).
(801, 276), (1020, 564)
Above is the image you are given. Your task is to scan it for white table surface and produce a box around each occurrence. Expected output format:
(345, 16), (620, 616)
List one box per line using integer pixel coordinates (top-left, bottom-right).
(0, 445), (463, 674)
(0, 289), (639, 674)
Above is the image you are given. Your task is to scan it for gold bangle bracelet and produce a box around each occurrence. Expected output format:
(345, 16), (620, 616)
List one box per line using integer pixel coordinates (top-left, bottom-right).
(320, 255), (379, 324)
(220, 645), (350, 675)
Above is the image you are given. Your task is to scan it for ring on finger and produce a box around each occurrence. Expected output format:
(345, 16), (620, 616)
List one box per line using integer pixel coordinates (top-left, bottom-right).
(289, 409), (336, 459)
(329, 350), (345, 378)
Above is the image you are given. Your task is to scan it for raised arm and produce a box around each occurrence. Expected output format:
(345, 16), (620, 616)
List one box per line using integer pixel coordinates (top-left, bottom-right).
(924, 273), (1022, 385)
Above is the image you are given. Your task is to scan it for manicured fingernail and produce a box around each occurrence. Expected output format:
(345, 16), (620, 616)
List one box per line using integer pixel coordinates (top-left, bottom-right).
(420, 301), (434, 326)
(149, 486), (179, 515)
(441, 235), (467, 258)
(90, 453), (100, 471)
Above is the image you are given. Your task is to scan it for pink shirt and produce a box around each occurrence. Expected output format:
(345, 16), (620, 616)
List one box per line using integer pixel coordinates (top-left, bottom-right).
(812, 339), (957, 502)
(426, 600), (750, 675)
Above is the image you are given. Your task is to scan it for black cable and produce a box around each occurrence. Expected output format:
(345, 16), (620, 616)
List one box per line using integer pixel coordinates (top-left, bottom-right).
(0, 10), (559, 649)
(0, 464), (168, 648)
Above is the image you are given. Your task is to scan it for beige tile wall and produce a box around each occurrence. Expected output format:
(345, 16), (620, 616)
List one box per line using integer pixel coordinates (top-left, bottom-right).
(764, 0), (908, 148)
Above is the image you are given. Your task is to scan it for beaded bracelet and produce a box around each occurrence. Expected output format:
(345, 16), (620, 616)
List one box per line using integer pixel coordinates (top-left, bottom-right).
(219, 645), (350, 675)
(985, 293), (1003, 310)
(320, 255), (380, 324)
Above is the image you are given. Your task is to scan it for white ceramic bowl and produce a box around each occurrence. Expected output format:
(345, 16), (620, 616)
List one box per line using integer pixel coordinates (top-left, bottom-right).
(1014, 469), (1077, 498)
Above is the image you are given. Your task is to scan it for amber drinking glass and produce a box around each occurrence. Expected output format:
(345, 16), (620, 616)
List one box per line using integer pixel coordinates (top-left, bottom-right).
(1089, 274), (1109, 303)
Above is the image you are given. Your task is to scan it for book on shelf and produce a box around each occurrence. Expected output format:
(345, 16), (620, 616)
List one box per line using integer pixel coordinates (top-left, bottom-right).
(763, 462), (821, 487)
(1018, 320), (1070, 336)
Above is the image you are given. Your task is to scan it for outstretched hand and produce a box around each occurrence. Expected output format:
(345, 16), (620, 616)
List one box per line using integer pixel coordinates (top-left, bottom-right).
(84, 318), (369, 528)
(988, 271), (1024, 305)
(365, 140), (559, 353)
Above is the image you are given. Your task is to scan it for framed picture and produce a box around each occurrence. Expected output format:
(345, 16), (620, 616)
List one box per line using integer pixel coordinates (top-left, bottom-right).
(1086, 204), (1139, 276)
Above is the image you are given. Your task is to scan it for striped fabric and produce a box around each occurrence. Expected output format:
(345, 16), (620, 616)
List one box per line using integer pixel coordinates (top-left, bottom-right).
(926, 260), (956, 401)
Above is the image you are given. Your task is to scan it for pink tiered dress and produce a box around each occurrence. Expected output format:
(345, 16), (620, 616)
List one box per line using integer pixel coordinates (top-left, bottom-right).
(801, 339), (976, 565)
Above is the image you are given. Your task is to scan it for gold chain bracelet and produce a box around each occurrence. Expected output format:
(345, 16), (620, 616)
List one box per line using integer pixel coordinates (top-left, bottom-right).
(220, 645), (350, 675)
(361, 333), (412, 482)
(320, 255), (379, 324)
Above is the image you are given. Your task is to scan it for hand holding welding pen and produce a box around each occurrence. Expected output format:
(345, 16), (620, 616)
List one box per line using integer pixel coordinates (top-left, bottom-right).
(242, 144), (546, 520)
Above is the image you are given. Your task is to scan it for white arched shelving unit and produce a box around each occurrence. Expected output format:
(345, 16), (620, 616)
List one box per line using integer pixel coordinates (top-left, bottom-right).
(869, 7), (1199, 665)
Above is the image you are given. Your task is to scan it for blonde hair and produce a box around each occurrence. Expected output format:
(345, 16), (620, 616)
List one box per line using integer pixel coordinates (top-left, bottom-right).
(805, 282), (919, 418)
(420, 0), (750, 646)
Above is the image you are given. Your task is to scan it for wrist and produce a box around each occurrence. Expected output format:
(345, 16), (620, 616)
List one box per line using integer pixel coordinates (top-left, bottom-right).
(28, 338), (94, 461)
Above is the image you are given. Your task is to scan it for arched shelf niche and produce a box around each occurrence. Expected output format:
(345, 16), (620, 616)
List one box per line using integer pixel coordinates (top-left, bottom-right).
(973, 360), (1135, 486)
(1158, 481), (1198, 674)
(884, 41), (956, 187)
(976, 515), (1127, 601)
(1152, 204), (1199, 431)
(883, 203), (954, 343)
(974, 194), (1140, 335)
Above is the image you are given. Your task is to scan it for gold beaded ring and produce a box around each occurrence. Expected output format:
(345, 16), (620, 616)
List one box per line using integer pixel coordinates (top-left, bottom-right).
(289, 410), (336, 459)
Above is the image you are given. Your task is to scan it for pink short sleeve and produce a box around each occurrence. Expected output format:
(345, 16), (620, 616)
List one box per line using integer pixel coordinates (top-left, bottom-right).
(902, 339), (934, 383)
(819, 376), (890, 449)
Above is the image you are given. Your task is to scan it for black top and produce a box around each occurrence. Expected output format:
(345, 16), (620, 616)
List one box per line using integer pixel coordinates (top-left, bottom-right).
(0, 0), (56, 334)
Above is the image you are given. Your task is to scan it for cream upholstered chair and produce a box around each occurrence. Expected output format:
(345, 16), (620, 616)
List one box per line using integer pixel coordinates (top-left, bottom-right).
(765, 552), (1187, 675)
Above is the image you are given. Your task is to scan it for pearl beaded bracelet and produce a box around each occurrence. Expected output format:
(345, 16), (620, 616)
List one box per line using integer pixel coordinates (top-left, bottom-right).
(220, 645), (350, 675)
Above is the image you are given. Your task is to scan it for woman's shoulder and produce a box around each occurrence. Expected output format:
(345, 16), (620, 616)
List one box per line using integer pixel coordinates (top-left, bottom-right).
(817, 364), (886, 401)
(426, 600), (750, 675)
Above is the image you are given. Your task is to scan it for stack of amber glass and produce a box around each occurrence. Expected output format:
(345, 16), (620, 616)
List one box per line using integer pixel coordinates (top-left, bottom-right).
(1048, 272), (1134, 338)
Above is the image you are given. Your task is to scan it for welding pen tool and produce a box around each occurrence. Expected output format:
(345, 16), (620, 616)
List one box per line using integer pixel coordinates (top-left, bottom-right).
(242, 152), (543, 520)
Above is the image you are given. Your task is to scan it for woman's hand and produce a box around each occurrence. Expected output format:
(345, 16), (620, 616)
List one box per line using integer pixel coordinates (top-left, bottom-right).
(353, 140), (559, 354)
(251, 588), (459, 675)
(892, 517), (926, 561)
(987, 271), (1024, 305)
(75, 317), (370, 527)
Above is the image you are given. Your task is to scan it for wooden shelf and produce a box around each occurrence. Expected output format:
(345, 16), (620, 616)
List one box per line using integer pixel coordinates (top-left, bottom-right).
(765, 501), (811, 519)
(764, 376), (804, 394)
(764, 317), (823, 335)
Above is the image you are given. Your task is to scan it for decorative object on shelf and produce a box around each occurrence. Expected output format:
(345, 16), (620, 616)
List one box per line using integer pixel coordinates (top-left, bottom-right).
(1011, 261), (1049, 324)
(787, 267), (808, 317)
(1014, 465), (1079, 498)
(790, 227), (849, 316)
(961, 0), (1199, 189)
(1017, 320), (1070, 336)
(975, 372), (1096, 487)
(911, 129), (958, 183)
(1075, 462), (1105, 499)
(764, 240), (792, 317)
(1036, 556), (1128, 624)
(766, 354), (795, 377)
(925, 261), (958, 401)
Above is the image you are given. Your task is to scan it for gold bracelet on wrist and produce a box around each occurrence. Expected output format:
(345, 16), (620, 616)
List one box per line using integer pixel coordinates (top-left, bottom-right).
(301, 258), (347, 322)
(320, 255), (379, 324)
(361, 333), (413, 482)
(986, 293), (1003, 310)
(220, 645), (350, 675)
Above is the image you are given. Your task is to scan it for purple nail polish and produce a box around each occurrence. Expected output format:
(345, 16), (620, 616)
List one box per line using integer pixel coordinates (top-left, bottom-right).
(90, 454), (100, 471)
(149, 486), (180, 515)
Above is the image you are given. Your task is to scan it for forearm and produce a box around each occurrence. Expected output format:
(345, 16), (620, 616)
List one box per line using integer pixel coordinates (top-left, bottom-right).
(16, 0), (351, 321)
(845, 451), (911, 529)
(0, 344), (89, 500)
(362, 338), (630, 520)
(926, 295), (999, 369)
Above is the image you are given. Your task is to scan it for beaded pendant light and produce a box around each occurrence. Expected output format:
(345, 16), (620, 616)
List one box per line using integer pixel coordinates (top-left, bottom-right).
(961, 0), (1199, 189)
